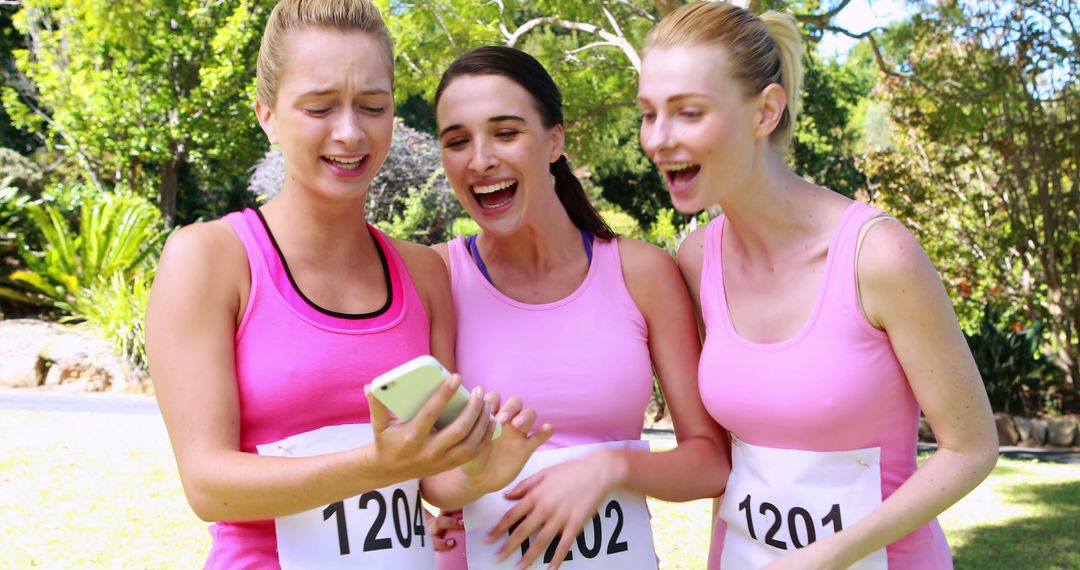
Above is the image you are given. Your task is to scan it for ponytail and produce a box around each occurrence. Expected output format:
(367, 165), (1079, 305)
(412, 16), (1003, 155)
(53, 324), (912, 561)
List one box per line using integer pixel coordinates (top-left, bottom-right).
(550, 155), (616, 240)
(759, 10), (803, 150)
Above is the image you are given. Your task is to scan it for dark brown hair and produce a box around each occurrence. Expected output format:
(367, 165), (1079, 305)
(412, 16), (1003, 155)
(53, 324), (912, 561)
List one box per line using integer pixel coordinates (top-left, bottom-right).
(434, 46), (616, 239)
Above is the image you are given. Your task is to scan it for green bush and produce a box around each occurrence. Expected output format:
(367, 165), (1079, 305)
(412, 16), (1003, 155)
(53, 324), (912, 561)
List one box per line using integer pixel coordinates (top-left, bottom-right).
(6, 189), (167, 311)
(375, 169), (463, 246)
(64, 271), (152, 370)
(965, 303), (1062, 416)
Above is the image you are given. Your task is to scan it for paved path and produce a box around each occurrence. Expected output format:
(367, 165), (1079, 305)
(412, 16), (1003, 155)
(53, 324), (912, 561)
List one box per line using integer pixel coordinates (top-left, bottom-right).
(4, 389), (1079, 464)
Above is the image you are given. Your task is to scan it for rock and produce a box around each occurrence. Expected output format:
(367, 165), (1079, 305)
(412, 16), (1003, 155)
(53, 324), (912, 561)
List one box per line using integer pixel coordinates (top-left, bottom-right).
(1029, 418), (1048, 445)
(0, 319), (149, 393)
(994, 413), (1020, 446)
(1013, 416), (1037, 447)
(918, 416), (935, 443)
(0, 353), (45, 388)
(1047, 418), (1079, 447)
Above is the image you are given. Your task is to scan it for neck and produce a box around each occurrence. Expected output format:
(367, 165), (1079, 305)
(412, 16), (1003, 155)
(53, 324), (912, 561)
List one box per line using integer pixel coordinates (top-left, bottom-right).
(716, 148), (828, 263)
(260, 183), (374, 261)
(478, 199), (585, 278)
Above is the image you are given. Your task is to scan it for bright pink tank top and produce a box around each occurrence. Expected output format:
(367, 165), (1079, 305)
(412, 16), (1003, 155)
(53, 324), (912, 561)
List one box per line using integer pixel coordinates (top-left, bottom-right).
(205, 208), (430, 569)
(699, 202), (952, 569)
(449, 235), (653, 450)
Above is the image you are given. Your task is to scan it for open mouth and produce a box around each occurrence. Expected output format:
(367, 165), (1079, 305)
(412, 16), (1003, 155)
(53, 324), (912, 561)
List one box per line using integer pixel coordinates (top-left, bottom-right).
(661, 162), (701, 189)
(322, 155), (368, 172)
(471, 179), (518, 210)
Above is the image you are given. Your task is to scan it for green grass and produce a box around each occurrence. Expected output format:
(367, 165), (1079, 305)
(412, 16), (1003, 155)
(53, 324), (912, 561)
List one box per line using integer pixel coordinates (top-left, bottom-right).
(2, 410), (1078, 568)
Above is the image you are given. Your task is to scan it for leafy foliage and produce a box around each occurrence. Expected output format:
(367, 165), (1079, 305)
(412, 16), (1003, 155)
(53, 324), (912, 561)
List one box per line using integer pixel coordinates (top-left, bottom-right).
(861, 0), (1080, 390)
(2, 0), (269, 224)
(64, 271), (153, 370)
(7, 189), (167, 310)
(965, 304), (1062, 416)
(375, 169), (463, 245)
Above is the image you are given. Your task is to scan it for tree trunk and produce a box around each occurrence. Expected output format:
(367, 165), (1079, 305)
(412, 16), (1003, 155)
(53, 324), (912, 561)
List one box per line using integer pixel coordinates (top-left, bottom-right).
(159, 156), (180, 228)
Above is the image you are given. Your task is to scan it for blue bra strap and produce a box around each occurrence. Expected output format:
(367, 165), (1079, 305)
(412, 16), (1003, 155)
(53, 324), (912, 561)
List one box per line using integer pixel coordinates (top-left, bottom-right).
(465, 229), (594, 285)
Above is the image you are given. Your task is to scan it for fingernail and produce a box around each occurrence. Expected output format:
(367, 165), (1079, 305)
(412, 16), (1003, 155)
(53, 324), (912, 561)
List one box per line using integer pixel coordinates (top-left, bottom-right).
(473, 386), (483, 397)
(458, 519), (465, 527)
(512, 417), (525, 428)
(496, 412), (510, 424)
(446, 538), (455, 547)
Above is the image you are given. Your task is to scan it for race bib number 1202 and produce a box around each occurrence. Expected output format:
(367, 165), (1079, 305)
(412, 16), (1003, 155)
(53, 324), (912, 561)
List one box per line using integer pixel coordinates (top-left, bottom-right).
(463, 440), (658, 570)
(256, 424), (436, 570)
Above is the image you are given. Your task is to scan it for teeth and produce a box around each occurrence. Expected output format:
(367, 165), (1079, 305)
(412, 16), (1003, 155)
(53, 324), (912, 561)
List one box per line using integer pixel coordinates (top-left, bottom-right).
(472, 179), (516, 194)
(325, 156), (364, 169)
(660, 162), (697, 172)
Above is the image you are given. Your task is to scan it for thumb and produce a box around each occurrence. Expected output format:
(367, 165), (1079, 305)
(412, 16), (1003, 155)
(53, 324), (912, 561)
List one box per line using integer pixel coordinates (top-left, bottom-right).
(366, 385), (391, 432)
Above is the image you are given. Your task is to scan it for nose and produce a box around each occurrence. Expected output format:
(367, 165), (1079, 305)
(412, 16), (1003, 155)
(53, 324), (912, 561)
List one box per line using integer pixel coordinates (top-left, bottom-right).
(641, 115), (674, 156)
(331, 108), (366, 148)
(468, 139), (498, 173)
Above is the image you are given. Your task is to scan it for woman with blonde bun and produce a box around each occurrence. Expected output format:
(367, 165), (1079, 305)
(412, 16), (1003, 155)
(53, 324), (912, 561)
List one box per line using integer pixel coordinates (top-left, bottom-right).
(636, 2), (997, 568)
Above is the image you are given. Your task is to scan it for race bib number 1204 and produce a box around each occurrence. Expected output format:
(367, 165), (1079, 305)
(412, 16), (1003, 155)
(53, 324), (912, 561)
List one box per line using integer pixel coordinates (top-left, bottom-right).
(256, 424), (436, 570)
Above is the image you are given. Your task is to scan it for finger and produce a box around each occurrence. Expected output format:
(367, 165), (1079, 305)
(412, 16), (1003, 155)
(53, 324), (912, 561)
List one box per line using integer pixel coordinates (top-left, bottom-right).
(547, 528), (578, 570)
(526, 423), (554, 451)
(460, 402), (493, 451)
(366, 385), (391, 432)
(428, 515), (462, 535)
(432, 385), (486, 449)
(488, 497), (534, 541)
(516, 521), (560, 568)
(433, 535), (456, 551)
(496, 396), (522, 424)
(485, 391), (502, 418)
(509, 408), (535, 434)
(411, 373), (464, 431)
(504, 471), (543, 501)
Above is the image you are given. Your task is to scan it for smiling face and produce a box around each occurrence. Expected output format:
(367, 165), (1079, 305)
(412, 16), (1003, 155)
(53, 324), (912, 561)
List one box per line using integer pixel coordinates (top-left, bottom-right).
(255, 27), (394, 204)
(637, 45), (760, 213)
(436, 74), (564, 235)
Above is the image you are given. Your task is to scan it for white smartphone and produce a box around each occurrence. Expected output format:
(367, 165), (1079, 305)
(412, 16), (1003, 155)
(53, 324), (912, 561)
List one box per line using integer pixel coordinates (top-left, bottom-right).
(371, 355), (501, 439)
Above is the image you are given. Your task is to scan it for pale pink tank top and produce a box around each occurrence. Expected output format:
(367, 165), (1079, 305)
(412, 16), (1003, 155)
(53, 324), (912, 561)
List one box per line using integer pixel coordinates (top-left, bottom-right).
(450, 235), (653, 449)
(205, 208), (431, 569)
(436, 236), (654, 569)
(699, 202), (952, 569)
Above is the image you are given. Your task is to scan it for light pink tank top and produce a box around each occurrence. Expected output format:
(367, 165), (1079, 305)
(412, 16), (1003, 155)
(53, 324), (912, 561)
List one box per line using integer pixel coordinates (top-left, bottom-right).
(435, 235), (654, 569)
(205, 208), (431, 569)
(450, 235), (653, 449)
(699, 202), (952, 569)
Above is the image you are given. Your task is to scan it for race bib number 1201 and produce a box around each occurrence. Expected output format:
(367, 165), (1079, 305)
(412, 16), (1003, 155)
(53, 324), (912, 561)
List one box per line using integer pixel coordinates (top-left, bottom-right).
(256, 424), (436, 570)
(463, 440), (658, 570)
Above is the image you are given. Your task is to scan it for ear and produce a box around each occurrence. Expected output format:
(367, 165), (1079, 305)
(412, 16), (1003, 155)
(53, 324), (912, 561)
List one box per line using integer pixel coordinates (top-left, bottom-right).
(255, 98), (279, 145)
(754, 83), (787, 140)
(548, 123), (566, 164)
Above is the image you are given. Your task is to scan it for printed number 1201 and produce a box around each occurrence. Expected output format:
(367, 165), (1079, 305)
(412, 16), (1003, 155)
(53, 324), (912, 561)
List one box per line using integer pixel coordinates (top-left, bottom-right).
(737, 494), (843, 550)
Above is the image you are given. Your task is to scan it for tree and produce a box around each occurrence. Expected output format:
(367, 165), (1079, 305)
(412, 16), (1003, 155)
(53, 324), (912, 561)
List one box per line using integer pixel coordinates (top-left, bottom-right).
(860, 0), (1079, 392)
(386, 0), (868, 225)
(2, 0), (268, 225)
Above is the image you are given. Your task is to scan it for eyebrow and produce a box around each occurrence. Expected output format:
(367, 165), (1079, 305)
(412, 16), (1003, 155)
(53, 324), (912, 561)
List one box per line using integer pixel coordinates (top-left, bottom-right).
(637, 93), (710, 104)
(438, 115), (526, 138)
(298, 88), (391, 98)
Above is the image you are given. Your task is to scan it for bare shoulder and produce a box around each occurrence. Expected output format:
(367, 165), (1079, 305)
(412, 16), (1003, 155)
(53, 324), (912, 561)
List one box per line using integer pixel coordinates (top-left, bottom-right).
(617, 236), (678, 277)
(857, 217), (942, 327)
(156, 219), (246, 288)
(389, 238), (448, 280)
(616, 237), (687, 310)
(676, 225), (708, 278)
(429, 241), (452, 273)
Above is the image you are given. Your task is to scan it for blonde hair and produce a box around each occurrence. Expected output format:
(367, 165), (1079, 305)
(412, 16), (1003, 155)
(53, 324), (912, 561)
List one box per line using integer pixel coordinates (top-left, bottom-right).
(256, 0), (393, 107)
(644, 1), (804, 154)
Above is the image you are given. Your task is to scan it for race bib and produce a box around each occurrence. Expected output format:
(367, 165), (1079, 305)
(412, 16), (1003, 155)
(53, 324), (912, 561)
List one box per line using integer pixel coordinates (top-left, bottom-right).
(720, 437), (888, 569)
(463, 440), (657, 570)
(256, 424), (435, 569)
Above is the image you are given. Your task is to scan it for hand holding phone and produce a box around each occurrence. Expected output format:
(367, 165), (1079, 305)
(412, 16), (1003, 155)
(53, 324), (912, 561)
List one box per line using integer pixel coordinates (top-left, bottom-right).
(371, 355), (502, 439)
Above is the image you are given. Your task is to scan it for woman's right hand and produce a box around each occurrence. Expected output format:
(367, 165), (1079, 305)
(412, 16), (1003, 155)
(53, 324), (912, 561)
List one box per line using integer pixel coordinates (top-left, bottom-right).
(366, 373), (495, 481)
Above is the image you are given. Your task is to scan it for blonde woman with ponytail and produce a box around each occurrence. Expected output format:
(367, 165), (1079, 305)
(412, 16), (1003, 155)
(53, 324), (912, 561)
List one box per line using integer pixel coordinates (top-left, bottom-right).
(637, 2), (997, 568)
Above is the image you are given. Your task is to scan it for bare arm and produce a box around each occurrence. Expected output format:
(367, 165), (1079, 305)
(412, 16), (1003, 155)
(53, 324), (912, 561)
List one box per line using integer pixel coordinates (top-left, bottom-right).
(772, 219), (998, 568)
(147, 224), (491, 522)
(602, 237), (729, 501)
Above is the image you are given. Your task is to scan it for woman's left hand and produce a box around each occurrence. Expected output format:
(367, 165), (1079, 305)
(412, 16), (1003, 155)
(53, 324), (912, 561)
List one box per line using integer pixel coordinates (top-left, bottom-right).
(762, 538), (846, 570)
(462, 393), (553, 494)
(488, 450), (624, 569)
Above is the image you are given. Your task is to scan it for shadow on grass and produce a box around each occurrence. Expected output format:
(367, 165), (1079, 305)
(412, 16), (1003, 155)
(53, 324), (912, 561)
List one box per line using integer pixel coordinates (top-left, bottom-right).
(952, 478), (1080, 570)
